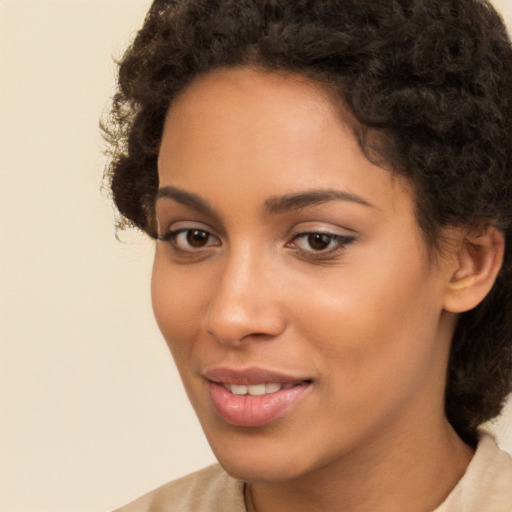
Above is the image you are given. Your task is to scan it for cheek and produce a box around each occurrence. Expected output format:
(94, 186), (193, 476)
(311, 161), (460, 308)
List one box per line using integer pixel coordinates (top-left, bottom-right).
(151, 253), (208, 361)
(291, 250), (445, 399)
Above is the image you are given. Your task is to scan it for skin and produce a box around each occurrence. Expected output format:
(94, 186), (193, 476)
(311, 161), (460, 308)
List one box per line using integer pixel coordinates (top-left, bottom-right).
(152, 67), (478, 512)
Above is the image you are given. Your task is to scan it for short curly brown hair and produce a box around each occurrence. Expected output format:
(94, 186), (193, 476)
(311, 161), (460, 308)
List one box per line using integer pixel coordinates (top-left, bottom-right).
(103, 0), (512, 446)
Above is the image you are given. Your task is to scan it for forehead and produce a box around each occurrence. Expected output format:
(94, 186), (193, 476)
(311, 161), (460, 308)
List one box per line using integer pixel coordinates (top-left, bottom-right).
(160, 67), (343, 162)
(157, 67), (413, 218)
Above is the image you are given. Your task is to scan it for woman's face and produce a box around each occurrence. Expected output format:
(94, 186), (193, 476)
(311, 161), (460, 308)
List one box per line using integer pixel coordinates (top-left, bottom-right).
(152, 68), (458, 482)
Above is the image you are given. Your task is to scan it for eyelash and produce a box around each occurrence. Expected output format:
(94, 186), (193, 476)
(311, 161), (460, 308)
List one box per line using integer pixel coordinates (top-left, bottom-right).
(287, 232), (355, 259)
(158, 228), (220, 252)
(158, 228), (355, 260)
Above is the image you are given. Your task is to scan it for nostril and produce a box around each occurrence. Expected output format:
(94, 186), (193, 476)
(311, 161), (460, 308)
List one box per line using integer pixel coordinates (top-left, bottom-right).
(204, 278), (286, 346)
(244, 332), (277, 341)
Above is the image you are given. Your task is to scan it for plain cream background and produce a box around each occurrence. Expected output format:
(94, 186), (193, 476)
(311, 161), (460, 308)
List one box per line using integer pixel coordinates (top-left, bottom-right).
(1, 1), (511, 511)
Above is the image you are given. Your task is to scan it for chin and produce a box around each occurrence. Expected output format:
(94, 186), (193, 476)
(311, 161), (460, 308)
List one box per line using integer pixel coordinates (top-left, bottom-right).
(202, 425), (328, 484)
(215, 451), (309, 484)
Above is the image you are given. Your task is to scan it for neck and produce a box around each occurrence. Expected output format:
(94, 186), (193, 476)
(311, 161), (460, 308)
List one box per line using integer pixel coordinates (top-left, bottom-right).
(244, 417), (474, 512)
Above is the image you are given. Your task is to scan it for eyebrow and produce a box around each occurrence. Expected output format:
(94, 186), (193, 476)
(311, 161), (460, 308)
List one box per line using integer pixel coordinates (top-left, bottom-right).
(156, 186), (218, 219)
(156, 186), (374, 217)
(264, 189), (374, 214)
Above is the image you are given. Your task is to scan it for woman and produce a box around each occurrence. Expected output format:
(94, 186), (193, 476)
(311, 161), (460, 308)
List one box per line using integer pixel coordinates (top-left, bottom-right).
(105, 0), (512, 510)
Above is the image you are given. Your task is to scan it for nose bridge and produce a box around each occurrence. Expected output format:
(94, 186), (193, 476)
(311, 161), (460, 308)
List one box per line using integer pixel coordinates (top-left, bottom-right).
(205, 243), (284, 345)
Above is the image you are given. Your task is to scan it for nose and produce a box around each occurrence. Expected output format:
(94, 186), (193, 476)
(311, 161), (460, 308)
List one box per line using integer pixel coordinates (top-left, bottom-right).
(204, 249), (286, 347)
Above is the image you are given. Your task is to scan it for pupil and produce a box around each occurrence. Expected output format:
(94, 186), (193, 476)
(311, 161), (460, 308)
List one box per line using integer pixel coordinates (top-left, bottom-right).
(308, 233), (331, 251)
(187, 230), (208, 247)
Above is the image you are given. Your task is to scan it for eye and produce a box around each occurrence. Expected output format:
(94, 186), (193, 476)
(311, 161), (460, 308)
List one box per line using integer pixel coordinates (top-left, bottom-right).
(288, 232), (355, 255)
(159, 228), (220, 251)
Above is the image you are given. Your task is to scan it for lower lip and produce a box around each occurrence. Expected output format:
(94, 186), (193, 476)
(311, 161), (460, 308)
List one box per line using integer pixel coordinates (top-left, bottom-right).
(209, 382), (310, 427)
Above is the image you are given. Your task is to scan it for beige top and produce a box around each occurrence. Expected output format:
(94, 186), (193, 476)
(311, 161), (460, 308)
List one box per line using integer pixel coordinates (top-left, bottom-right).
(114, 433), (512, 512)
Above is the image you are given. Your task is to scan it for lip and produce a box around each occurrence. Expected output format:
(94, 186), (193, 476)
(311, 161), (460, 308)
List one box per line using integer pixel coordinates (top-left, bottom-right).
(204, 366), (310, 385)
(204, 367), (312, 427)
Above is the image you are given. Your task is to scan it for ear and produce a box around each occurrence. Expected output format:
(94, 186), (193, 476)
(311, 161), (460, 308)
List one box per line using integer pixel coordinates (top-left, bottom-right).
(443, 226), (505, 313)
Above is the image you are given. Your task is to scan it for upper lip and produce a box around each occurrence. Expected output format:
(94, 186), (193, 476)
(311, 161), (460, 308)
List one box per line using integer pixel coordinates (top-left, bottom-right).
(204, 367), (311, 386)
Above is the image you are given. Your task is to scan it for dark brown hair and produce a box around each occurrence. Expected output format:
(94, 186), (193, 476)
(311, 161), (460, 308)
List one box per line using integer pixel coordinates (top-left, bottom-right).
(103, 0), (512, 446)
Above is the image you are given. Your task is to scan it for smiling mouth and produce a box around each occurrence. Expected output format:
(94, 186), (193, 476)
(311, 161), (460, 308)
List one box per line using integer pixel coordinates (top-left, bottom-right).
(205, 368), (312, 427)
(221, 382), (301, 396)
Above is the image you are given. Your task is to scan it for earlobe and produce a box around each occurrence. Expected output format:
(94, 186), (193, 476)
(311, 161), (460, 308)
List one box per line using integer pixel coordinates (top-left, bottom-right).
(443, 227), (505, 313)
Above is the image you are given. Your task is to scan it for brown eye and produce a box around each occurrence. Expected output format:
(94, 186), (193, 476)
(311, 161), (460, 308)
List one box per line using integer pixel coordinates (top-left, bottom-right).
(159, 227), (220, 252)
(186, 229), (210, 248)
(307, 233), (332, 251)
(288, 231), (355, 257)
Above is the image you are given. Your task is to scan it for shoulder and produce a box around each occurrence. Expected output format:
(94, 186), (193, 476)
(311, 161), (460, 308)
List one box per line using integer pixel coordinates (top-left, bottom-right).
(113, 464), (246, 512)
(435, 432), (512, 512)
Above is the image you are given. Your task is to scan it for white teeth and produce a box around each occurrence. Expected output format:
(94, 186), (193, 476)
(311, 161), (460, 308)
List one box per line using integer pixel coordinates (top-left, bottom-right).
(230, 384), (249, 395)
(225, 383), (284, 396)
(248, 384), (266, 396)
(265, 383), (282, 394)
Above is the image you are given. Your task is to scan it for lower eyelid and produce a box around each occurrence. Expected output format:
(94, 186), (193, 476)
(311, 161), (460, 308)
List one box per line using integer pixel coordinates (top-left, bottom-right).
(159, 227), (353, 254)
(158, 229), (213, 245)
(287, 233), (355, 254)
